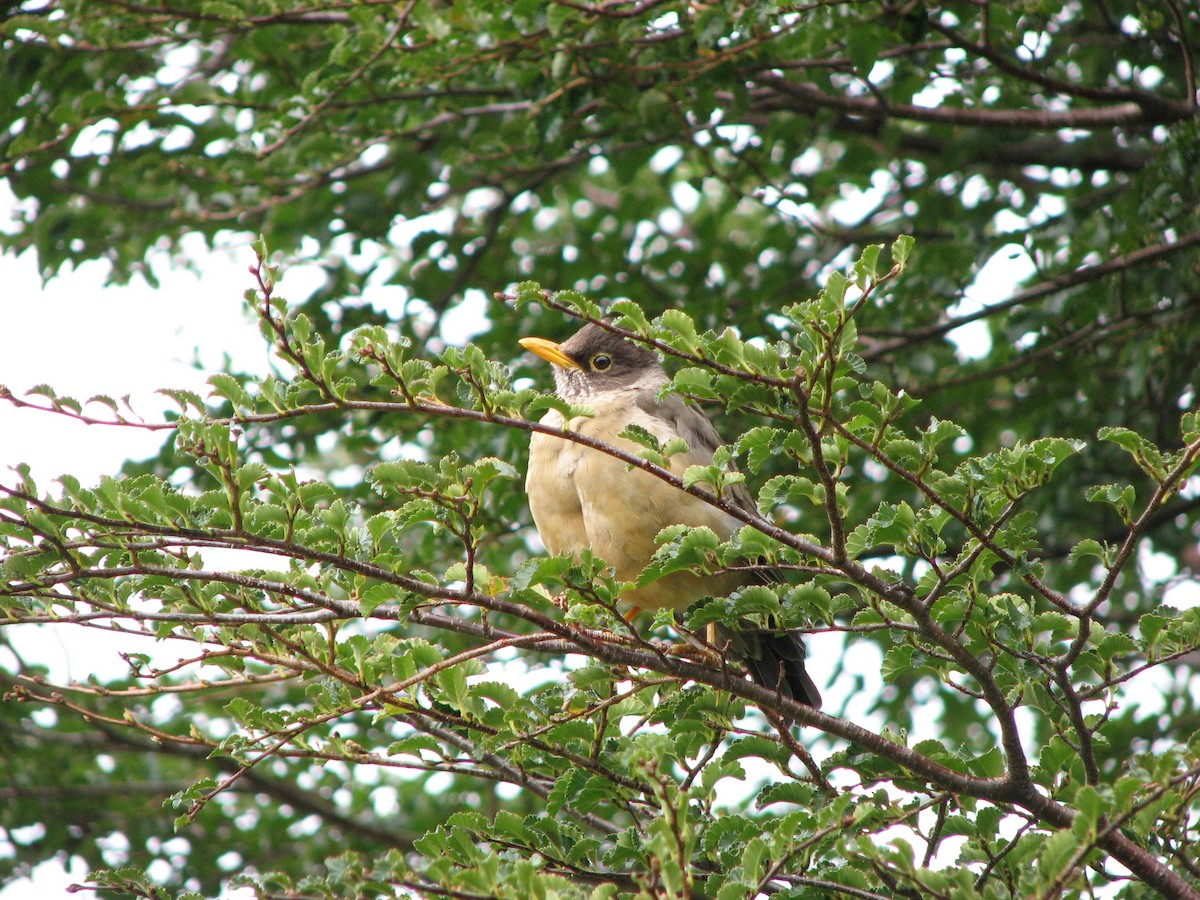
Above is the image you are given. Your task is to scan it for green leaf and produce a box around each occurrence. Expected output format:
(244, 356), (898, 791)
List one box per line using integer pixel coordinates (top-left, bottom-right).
(845, 23), (884, 75)
(891, 233), (915, 267)
(736, 426), (780, 474)
(661, 310), (700, 352)
(1085, 484), (1136, 524)
(1067, 539), (1107, 564)
(853, 243), (882, 287)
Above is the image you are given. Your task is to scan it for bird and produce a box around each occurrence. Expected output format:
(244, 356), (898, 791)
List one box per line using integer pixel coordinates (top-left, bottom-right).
(519, 321), (821, 710)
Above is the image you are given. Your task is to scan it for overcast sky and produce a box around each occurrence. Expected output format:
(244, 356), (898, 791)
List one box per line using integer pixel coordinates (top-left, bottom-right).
(0, 241), (266, 482)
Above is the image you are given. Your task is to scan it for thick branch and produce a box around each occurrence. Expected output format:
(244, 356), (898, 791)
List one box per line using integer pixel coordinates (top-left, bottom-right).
(753, 73), (1182, 129)
(862, 229), (1200, 357)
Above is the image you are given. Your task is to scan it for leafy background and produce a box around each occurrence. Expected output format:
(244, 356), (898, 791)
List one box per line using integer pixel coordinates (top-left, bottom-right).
(2, 1), (1200, 898)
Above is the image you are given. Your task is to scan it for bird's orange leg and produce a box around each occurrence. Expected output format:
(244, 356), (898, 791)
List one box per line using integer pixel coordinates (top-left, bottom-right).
(623, 605), (641, 623)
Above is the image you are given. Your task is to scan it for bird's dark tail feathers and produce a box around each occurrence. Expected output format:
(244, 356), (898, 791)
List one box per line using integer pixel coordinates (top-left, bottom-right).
(722, 624), (821, 711)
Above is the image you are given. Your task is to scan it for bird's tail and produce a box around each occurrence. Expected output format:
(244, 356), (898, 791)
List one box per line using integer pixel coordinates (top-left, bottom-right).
(721, 624), (821, 711)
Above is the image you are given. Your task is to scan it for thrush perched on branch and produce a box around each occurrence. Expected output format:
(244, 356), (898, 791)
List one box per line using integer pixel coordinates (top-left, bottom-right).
(520, 322), (821, 710)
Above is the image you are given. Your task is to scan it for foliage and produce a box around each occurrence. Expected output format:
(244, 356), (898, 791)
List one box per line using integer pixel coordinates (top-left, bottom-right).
(2, 1), (1200, 899)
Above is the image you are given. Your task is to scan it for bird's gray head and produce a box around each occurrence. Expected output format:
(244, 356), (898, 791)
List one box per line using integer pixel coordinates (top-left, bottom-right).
(520, 323), (663, 401)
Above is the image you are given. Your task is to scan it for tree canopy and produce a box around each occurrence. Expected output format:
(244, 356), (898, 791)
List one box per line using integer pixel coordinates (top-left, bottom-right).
(2, 2), (1200, 898)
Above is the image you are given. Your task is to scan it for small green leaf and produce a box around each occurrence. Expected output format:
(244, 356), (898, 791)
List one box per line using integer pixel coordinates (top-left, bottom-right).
(661, 310), (700, 352)
(891, 233), (915, 267)
(1068, 539), (1107, 564)
(853, 243), (882, 287)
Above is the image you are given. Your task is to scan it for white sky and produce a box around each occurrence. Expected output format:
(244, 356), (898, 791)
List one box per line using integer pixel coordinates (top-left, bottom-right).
(0, 241), (267, 484)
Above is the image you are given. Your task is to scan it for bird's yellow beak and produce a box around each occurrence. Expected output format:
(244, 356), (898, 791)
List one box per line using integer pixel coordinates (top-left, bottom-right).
(519, 336), (581, 370)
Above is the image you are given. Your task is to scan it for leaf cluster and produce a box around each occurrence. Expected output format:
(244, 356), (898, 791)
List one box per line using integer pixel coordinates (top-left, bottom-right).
(1, 238), (1199, 898)
(3, 1), (1200, 897)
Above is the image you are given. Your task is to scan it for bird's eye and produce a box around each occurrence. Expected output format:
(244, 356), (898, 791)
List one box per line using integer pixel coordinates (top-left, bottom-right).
(590, 354), (613, 371)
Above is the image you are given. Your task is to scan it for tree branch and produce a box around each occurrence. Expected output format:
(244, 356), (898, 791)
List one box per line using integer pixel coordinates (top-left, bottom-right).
(862, 228), (1200, 357)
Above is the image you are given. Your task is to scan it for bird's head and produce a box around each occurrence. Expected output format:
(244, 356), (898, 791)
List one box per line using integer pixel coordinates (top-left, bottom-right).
(520, 323), (663, 401)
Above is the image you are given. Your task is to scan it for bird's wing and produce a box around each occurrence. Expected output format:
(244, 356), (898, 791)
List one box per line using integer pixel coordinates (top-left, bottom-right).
(652, 394), (820, 708)
(644, 392), (763, 518)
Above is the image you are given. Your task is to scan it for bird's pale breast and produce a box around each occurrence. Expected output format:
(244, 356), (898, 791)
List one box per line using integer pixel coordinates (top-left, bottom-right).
(526, 394), (743, 611)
